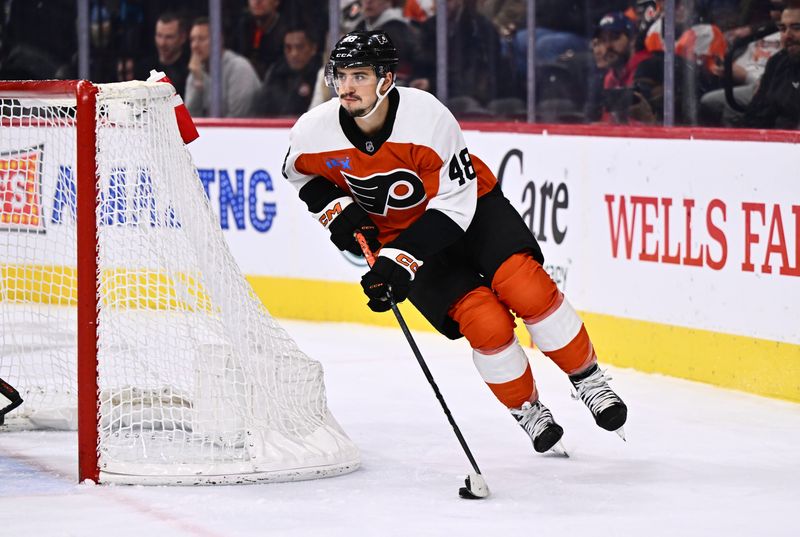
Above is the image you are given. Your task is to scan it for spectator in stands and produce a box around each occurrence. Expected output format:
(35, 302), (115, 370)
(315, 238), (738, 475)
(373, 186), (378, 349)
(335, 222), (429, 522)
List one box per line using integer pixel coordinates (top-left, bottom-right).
(135, 12), (190, 97)
(585, 34), (613, 121)
(701, 0), (783, 126)
(232, 0), (288, 79)
(185, 17), (260, 118)
(740, 0), (800, 129)
(355, 0), (417, 84)
(252, 27), (321, 116)
(410, 0), (511, 115)
(594, 12), (650, 90)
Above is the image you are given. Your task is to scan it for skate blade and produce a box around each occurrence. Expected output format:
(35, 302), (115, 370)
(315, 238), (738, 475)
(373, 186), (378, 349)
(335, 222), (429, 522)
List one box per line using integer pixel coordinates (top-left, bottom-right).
(614, 426), (627, 441)
(545, 440), (570, 458)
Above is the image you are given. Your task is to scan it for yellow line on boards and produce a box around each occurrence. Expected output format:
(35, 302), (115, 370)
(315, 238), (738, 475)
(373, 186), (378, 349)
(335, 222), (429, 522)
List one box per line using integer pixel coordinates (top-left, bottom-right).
(581, 312), (800, 403)
(248, 275), (800, 404)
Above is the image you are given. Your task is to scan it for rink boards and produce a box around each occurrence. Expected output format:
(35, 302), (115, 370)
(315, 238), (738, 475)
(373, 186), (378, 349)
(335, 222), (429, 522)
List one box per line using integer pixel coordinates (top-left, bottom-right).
(186, 122), (800, 402)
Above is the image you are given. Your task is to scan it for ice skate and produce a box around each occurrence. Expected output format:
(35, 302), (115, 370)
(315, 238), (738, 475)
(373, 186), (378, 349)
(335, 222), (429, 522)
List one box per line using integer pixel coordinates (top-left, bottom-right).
(510, 400), (567, 456)
(570, 363), (627, 438)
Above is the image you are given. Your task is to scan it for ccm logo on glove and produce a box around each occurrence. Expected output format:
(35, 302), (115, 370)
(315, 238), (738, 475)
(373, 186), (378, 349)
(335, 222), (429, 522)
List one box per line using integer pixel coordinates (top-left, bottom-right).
(360, 249), (422, 312)
(380, 248), (422, 278)
(315, 196), (353, 228)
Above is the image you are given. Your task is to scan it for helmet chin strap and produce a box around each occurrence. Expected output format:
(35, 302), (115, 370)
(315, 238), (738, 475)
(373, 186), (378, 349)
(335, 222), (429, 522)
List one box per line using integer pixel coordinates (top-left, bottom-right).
(358, 80), (395, 120)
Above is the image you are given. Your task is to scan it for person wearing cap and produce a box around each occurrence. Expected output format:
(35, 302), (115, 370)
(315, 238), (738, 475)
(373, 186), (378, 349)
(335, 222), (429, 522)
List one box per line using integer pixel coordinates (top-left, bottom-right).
(595, 11), (650, 91)
(592, 11), (658, 123)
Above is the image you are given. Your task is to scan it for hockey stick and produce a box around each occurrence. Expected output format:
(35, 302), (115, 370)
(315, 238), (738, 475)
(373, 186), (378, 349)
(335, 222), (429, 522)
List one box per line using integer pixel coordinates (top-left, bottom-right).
(354, 232), (490, 499)
(0, 377), (23, 426)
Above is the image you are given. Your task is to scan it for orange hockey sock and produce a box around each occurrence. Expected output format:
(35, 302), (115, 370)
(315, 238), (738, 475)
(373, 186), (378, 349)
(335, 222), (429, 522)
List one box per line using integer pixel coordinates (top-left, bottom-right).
(492, 253), (597, 375)
(449, 287), (536, 408)
(449, 286), (515, 351)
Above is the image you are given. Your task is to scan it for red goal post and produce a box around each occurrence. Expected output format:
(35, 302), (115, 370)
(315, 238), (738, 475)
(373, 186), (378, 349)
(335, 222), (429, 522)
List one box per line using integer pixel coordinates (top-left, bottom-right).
(0, 80), (359, 485)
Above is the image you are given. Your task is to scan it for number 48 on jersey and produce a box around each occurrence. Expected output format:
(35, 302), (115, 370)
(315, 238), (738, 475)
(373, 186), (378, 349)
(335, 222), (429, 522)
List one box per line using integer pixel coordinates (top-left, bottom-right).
(449, 148), (477, 186)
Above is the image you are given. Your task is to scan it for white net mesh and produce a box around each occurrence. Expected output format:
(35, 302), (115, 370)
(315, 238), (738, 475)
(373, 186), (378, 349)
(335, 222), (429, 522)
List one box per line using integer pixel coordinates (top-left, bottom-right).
(0, 81), (359, 484)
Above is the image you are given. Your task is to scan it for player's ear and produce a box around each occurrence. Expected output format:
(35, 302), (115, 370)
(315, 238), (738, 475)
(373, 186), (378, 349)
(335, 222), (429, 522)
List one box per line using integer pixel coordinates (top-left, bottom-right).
(380, 72), (393, 92)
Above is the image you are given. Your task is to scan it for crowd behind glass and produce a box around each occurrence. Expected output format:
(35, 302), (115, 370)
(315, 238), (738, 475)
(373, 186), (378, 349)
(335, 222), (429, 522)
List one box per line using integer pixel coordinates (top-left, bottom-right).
(1, 0), (798, 129)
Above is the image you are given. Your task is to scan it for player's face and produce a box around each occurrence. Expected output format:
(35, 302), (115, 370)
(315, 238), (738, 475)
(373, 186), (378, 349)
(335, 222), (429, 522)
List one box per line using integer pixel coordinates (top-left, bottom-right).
(335, 67), (381, 117)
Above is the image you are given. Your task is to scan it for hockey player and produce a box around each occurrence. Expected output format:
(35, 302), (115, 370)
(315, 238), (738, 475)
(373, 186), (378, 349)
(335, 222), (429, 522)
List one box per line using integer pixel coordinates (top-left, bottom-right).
(282, 30), (627, 454)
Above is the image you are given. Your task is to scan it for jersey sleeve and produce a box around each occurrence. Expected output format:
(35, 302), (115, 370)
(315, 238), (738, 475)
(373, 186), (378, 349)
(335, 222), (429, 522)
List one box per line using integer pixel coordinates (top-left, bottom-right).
(282, 122), (317, 192)
(385, 107), (478, 259)
(282, 123), (354, 228)
(425, 110), (478, 232)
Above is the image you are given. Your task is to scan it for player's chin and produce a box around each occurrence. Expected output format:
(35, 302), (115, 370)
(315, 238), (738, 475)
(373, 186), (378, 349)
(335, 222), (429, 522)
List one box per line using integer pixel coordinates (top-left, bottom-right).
(344, 105), (369, 118)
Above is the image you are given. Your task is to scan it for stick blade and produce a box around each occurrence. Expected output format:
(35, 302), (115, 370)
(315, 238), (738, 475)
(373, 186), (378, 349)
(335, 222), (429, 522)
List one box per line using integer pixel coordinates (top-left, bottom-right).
(458, 473), (490, 499)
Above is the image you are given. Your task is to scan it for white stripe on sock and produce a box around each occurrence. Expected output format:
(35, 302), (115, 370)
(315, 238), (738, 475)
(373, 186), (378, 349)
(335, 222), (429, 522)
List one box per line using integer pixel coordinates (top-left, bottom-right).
(525, 297), (582, 352)
(472, 338), (529, 384)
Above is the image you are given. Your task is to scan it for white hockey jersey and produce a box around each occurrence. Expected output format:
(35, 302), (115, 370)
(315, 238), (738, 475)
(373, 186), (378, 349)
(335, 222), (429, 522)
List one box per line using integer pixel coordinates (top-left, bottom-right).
(282, 87), (497, 246)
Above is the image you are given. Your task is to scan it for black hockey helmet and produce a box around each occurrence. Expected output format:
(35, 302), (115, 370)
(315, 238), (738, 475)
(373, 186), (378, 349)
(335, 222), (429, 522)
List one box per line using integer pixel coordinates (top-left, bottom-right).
(324, 31), (399, 86)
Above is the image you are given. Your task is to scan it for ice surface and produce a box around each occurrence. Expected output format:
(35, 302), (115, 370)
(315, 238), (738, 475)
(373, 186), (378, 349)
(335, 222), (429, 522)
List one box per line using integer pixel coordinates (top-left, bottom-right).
(1, 320), (798, 537)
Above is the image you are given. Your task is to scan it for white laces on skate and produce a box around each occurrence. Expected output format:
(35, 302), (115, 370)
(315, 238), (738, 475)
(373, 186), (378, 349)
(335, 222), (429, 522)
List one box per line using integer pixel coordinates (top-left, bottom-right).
(510, 401), (555, 440)
(570, 368), (620, 416)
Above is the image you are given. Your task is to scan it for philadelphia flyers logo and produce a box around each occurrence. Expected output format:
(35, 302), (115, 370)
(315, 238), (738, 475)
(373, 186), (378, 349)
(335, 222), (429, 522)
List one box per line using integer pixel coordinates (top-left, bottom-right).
(341, 169), (426, 216)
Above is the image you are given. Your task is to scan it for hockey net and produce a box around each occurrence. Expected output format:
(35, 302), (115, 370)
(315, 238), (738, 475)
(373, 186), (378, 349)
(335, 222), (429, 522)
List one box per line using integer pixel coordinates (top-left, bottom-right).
(0, 80), (359, 484)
